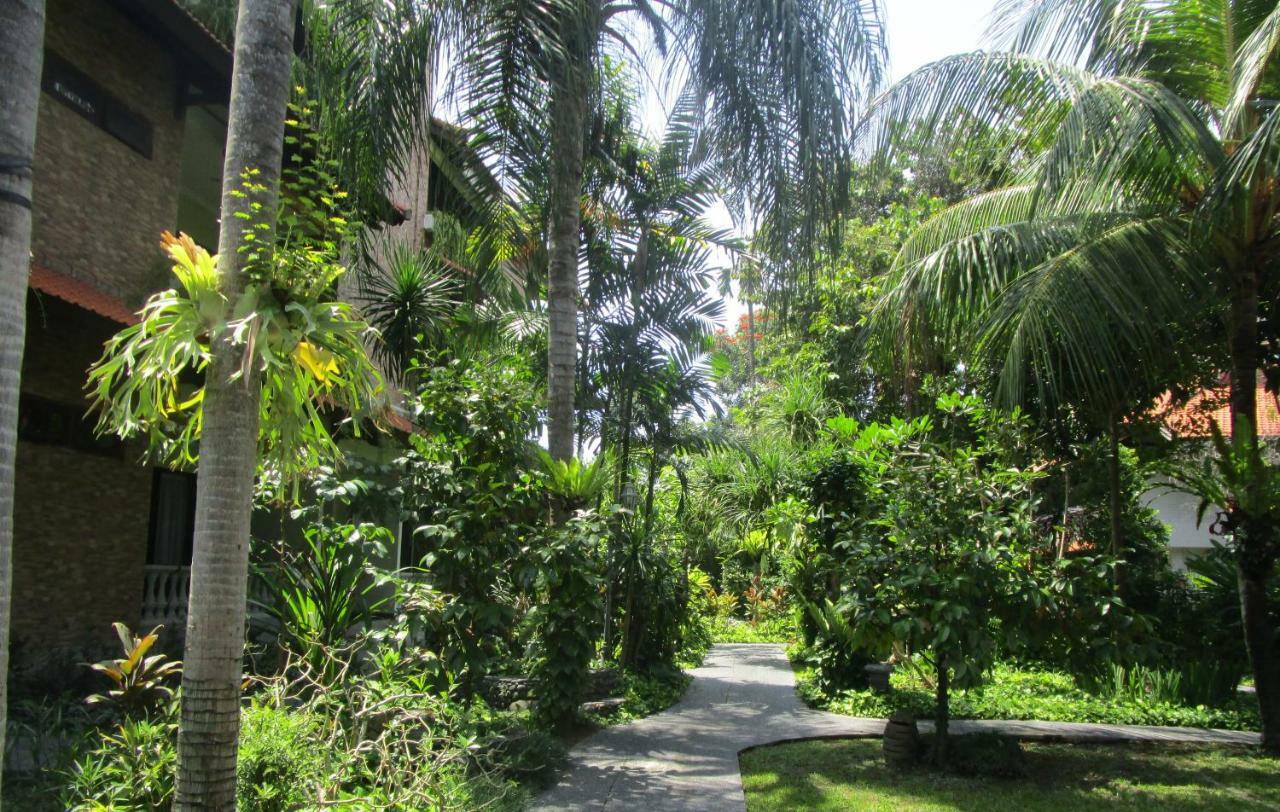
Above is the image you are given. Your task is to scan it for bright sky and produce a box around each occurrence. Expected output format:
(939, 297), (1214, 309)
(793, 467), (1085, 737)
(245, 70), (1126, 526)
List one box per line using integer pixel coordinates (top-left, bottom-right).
(886, 0), (1000, 81)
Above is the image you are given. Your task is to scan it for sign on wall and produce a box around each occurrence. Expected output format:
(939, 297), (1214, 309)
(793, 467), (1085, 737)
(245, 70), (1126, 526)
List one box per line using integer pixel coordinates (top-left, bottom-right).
(42, 50), (154, 159)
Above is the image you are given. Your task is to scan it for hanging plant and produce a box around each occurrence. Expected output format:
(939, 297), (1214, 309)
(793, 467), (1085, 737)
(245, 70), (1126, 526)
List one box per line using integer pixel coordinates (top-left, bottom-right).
(88, 120), (385, 490)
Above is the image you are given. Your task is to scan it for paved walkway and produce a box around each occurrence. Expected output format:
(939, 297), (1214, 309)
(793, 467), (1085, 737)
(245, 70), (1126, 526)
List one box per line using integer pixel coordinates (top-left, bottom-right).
(529, 643), (1261, 811)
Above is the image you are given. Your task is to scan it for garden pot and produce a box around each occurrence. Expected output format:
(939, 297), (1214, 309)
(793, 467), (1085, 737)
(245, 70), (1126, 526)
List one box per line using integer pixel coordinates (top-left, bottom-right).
(883, 711), (919, 768)
(865, 662), (894, 693)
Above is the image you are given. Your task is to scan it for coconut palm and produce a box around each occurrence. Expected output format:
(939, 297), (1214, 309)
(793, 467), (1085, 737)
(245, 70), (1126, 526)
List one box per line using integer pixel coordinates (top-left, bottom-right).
(458, 0), (886, 461)
(863, 0), (1280, 751)
(0, 0), (46, 795)
(174, 2), (297, 806)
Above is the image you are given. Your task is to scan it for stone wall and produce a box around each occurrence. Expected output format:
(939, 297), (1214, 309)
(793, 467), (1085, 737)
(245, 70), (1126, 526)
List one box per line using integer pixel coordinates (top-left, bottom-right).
(12, 296), (153, 659)
(31, 0), (187, 309)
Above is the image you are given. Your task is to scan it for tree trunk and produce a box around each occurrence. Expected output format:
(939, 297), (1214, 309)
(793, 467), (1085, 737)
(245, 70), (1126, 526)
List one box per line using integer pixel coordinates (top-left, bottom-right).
(1108, 412), (1125, 596)
(1227, 261), (1280, 753)
(545, 53), (590, 462)
(174, 1), (296, 808)
(745, 297), (756, 386)
(933, 653), (950, 765)
(1239, 560), (1280, 752)
(0, 0), (46, 799)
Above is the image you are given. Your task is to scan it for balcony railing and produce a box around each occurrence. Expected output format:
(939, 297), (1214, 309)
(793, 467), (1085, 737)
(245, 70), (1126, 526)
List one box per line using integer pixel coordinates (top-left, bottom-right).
(141, 565), (190, 628)
(141, 565), (271, 630)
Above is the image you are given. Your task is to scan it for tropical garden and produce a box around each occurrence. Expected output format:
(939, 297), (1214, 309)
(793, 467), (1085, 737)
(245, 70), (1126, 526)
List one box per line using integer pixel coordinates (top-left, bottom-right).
(0, 0), (1279, 809)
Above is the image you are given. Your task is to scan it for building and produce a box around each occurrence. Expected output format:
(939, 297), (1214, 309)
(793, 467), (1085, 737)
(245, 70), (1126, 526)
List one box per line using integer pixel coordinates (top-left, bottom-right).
(1143, 376), (1280, 569)
(13, 0), (481, 670)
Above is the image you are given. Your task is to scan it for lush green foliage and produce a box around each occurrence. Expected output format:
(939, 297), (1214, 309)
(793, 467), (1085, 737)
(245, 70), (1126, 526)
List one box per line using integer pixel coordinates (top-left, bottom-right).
(88, 122), (384, 487)
(61, 709), (178, 809)
(253, 522), (394, 683)
(398, 352), (544, 683)
(798, 661), (1261, 732)
(524, 510), (607, 726)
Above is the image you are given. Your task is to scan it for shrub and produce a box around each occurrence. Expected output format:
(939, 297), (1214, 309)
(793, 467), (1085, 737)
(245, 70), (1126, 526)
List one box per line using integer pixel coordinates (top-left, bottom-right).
(253, 521), (394, 684)
(85, 623), (182, 718)
(237, 703), (330, 811)
(524, 510), (606, 726)
(799, 661), (1262, 732)
(802, 598), (872, 693)
(61, 706), (177, 810)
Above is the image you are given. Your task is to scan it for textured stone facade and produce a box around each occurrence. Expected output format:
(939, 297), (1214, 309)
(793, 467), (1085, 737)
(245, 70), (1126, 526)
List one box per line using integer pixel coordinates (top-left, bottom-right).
(13, 0), (193, 666)
(30, 0), (187, 309)
(13, 297), (153, 657)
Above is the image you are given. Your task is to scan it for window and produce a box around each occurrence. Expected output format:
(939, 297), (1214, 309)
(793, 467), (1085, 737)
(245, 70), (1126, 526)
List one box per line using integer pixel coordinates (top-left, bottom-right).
(42, 50), (154, 158)
(17, 393), (122, 458)
(147, 470), (196, 566)
(398, 520), (425, 569)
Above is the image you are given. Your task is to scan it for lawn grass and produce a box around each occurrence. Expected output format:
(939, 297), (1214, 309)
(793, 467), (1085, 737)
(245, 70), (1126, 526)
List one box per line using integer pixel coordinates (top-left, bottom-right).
(739, 737), (1280, 811)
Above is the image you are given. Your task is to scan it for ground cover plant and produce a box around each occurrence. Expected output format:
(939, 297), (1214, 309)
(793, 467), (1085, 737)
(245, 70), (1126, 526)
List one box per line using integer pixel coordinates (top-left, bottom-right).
(795, 661), (1262, 732)
(739, 737), (1280, 811)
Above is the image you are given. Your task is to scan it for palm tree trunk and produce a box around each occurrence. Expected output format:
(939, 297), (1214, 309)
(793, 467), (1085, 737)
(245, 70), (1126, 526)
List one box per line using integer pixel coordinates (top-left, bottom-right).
(0, 1), (46, 799)
(545, 55), (590, 462)
(174, 1), (296, 807)
(1228, 263), (1280, 753)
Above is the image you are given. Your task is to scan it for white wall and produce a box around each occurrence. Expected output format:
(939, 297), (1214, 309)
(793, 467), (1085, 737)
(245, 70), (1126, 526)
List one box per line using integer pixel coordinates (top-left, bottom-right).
(1143, 479), (1216, 570)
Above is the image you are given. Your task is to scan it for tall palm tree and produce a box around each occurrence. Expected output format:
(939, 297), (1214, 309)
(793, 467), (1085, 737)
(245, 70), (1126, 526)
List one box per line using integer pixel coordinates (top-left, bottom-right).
(459, 0), (886, 461)
(0, 0), (46, 797)
(174, 1), (297, 806)
(863, 0), (1280, 752)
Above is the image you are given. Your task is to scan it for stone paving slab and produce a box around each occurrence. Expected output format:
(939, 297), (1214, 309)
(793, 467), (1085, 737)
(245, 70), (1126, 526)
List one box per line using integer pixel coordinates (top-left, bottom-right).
(529, 643), (1261, 811)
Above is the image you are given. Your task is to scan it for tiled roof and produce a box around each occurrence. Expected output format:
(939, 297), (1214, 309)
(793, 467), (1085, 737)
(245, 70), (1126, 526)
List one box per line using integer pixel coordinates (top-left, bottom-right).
(28, 265), (138, 325)
(1157, 375), (1280, 438)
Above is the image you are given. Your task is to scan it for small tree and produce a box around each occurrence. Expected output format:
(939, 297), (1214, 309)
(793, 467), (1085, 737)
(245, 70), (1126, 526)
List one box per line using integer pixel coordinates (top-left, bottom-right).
(839, 394), (1045, 763)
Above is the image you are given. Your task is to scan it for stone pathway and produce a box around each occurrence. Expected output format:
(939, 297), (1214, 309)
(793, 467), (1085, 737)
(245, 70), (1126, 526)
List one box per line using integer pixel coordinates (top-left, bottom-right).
(529, 643), (1261, 811)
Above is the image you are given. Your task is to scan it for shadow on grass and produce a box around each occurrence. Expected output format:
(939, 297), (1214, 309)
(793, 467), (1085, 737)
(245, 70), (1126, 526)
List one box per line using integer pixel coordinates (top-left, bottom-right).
(739, 737), (1280, 812)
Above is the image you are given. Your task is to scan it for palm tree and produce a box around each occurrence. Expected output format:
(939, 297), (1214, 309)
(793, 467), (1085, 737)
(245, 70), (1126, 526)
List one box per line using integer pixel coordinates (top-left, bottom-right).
(459, 0), (886, 461)
(863, 0), (1280, 752)
(0, 0), (46, 796)
(174, 1), (297, 806)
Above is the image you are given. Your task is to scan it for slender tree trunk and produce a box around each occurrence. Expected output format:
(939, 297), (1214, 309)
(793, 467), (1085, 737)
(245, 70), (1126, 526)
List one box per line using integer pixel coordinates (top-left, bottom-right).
(642, 446), (659, 541)
(621, 447), (662, 669)
(174, 2), (296, 807)
(745, 297), (756, 386)
(933, 653), (949, 765)
(0, 1), (46, 800)
(1108, 412), (1125, 596)
(545, 53), (590, 462)
(604, 386), (633, 659)
(1228, 262), (1280, 753)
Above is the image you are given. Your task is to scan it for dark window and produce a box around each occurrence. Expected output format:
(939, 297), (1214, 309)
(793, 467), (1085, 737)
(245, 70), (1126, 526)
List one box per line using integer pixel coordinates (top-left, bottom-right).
(42, 50), (154, 158)
(17, 394), (122, 458)
(398, 520), (425, 569)
(147, 470), (196, 566)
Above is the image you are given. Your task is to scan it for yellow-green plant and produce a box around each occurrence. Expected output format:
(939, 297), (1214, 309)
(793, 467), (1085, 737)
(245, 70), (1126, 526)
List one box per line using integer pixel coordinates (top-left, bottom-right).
(88, 204), (383, 488)
(86, 623), (182, 716)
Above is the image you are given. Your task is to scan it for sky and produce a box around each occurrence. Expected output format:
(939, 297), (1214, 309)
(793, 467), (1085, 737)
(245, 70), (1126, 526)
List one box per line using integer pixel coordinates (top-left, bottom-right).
(681, 0), (1001, 330)
(885, 0), (1000, 81)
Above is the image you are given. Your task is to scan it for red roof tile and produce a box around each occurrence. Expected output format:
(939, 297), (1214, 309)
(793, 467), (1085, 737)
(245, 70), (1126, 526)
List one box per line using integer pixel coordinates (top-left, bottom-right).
(1157, 375), (1280, 438)
(28, 265), (138, 325)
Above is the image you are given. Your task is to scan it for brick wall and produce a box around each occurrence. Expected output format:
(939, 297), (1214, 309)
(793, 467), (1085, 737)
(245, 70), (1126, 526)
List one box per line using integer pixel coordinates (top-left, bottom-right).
(31, 0), (187, 309)
(12, 296), (154, 658)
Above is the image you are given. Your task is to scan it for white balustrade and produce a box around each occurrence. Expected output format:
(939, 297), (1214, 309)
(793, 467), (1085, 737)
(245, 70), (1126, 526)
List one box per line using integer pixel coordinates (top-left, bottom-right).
(142, 565), (274, 631)
(141, 565), (189, 628)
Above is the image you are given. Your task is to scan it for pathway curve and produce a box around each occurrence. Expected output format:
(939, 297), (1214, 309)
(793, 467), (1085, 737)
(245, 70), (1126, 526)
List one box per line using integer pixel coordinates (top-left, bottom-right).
(529, 643), (1260, 811)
